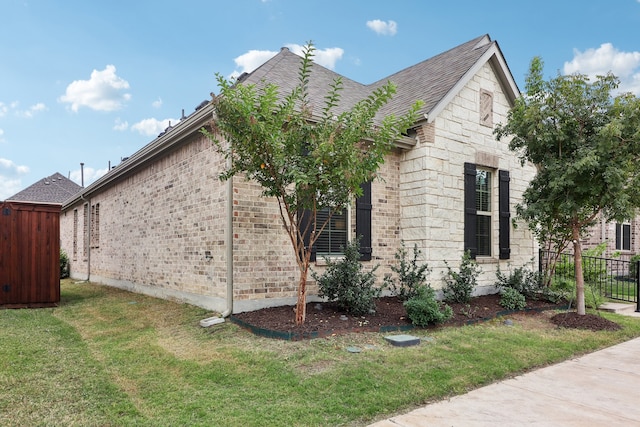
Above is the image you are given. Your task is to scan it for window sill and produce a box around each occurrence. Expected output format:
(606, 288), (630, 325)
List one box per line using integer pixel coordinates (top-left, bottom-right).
(314, 255), (345, 266)
(475, 256), (498, 264)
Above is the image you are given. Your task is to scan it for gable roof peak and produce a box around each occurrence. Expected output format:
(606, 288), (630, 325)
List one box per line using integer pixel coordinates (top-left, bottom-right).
(473, 34), (493, 50)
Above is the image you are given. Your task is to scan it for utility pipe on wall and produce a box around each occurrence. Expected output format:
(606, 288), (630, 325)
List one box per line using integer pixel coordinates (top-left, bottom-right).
(221, 160), (234, 318)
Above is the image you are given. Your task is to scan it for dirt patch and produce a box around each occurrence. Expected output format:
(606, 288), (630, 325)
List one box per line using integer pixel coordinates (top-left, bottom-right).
(231, 294), (614, 339)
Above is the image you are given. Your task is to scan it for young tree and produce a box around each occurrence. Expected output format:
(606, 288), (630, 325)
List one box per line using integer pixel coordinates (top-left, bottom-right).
(495, 57), (640, 315)
(206, 43), (422, 324)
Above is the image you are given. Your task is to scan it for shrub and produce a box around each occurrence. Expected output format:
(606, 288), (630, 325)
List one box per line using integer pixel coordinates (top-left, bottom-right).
(499, 288), (526, 311)
(312, 238), (381, 316)
(442, 251), (481, 303)
(570, 283), (604, 309)
(384, 241), (430, 301)
(495, 263), (542, 298)
(550, 278), (602, 309)
(404, 286), (453, 327)
(60, 249), (70, 279)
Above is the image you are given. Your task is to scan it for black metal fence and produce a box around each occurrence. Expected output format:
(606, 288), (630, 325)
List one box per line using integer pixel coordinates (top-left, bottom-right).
(539, 250), (640, 311)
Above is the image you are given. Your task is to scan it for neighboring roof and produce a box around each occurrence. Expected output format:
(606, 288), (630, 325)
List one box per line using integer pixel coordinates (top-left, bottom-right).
(63, 34), (519, 210)
(7, 172), (82, 204)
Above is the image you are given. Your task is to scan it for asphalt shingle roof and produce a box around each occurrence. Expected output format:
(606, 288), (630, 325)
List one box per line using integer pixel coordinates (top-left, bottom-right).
(240, 34), (498, 124)
(6, 172), (82, 204)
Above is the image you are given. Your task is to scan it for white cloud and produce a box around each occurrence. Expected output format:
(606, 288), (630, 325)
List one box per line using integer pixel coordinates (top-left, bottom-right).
(366, 19), (398, 36)
(563, 43), (640, 95)
(285, 44), (344, 70)
(59, 65), (131, 112)
(69, 166), (109, 187)
(152, 97), (163, 109)
(0, 158), (30, 199)
(0, 129), (4, 143)
(131, 117), (178, 136)
(113, 118), (129, 131)
(232, 49), (279, 78)
(230, 44), (345, 78)
(0, 102), (8, 117)
(16, 102), (47, 118)
(0, 177), (23, 200)
(0, 158), (29, 175)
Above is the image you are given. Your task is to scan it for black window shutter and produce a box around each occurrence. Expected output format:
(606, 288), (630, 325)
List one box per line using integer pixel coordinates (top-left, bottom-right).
(298, 209), (317, 262)
(498, 169), (511, 260)
(356, 181), (372, 261)
(464, 163), (477, 259)
(616, 223), (622, 250)
(624, 224), (631, 251)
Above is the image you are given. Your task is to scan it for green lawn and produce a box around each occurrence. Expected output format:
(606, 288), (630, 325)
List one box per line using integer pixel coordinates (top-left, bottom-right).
(2, 280), (640, 426)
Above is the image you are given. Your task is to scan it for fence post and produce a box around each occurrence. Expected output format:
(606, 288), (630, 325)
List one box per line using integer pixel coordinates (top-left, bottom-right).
(636, 260), (640, 313)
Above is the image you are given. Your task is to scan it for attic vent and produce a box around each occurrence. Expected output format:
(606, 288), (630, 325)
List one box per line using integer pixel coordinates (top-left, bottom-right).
(236, 72), (249, 82)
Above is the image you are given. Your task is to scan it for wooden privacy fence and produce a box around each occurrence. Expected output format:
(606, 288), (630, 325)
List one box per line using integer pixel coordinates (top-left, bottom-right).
(0, 201), (61, 308)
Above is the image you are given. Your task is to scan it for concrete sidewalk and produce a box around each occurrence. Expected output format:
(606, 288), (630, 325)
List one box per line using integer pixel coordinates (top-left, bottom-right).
(369, 333), (640, 426)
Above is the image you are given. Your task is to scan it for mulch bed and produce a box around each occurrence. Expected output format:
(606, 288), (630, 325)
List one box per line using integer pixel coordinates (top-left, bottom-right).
(230, 294), (622, 340)
(550, 312), (621, 331)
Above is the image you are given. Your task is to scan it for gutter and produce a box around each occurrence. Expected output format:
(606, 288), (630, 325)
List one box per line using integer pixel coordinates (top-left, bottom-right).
(62, 103), (216, 210)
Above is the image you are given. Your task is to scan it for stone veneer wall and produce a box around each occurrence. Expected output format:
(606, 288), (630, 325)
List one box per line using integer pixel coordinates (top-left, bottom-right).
(399, 61), (537, 294)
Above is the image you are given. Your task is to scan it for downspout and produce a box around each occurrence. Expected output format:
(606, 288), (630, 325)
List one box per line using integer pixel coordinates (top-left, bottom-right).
(221, 163), (234, 317)
(200, 171), (233, 327)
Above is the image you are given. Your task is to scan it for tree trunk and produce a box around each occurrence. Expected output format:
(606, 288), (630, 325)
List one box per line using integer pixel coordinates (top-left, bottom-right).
(572, 226), (586, 316)
(295, 260), (310, 325)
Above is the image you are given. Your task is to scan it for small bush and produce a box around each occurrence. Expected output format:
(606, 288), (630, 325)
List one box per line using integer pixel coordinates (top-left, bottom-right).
(60, 249), (70, 279)
(384, 241), (431, 301)
(312, 239), (381, 316)
(442, 251), (481, 304)
(499, 288), (526, 311)
(570, 283), (604, 309)
(550, 278), (602, 308)
(404, 286), (453, 327)
(495, 263), (542, 298)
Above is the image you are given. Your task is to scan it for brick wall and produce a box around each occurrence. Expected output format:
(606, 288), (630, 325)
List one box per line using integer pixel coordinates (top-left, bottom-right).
(62, 133), (231, 311)
(582, 215), (640, 261)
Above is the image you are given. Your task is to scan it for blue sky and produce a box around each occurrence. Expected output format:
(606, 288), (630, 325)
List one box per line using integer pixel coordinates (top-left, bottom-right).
(1, 0), (639, 199)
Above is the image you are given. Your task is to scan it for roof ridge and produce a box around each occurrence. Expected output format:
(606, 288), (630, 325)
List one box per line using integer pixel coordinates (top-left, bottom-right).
(369, 34), (490, 87)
